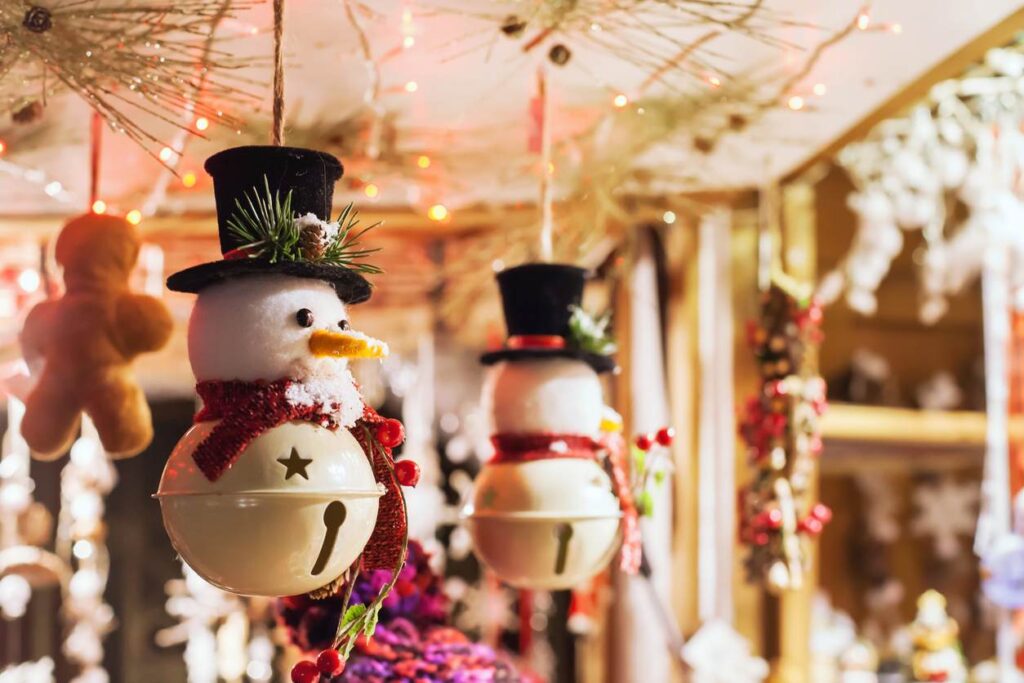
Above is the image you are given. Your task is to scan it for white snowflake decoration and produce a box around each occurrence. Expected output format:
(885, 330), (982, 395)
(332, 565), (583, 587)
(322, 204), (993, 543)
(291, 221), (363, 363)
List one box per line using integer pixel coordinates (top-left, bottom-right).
(910, 478), (979, 560)
(824, 46), (1024, 322)
(683, 620), (768, 683)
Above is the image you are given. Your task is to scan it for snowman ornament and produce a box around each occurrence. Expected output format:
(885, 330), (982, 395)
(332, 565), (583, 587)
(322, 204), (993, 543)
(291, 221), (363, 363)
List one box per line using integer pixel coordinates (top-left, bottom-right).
(157, 146), (415, 599)
(464, 263), (640, 589)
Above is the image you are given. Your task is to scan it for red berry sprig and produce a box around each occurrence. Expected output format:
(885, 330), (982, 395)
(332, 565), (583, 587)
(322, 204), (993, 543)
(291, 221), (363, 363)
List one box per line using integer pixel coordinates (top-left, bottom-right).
(394, 459), (420, 487)
(317, 648), (345, 677)
(376, 418), (405, 449)
(291, 659), (320, 683)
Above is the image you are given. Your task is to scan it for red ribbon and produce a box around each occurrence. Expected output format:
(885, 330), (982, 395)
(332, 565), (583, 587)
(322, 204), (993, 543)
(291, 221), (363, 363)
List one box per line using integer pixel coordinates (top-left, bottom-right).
(490, 432), (641, 575)
(192, 380), (406, 571)
(506, 335), (566, 350)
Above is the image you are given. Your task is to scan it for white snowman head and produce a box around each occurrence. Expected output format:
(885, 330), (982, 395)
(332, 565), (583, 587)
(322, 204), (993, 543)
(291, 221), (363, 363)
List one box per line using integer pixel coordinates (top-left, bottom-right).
(188, 274), (386, 383)
(483, 358), (604, 437)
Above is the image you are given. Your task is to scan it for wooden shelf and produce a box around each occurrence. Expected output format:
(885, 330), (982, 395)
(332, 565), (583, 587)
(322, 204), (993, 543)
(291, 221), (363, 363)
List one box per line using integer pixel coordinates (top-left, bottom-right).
(818, 403), (1008, 473)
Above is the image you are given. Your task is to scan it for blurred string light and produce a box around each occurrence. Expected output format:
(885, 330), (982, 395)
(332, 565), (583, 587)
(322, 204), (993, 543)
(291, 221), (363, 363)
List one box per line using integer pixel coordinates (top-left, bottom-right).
(16, 268), (40, 293)
(59, 417), (116, 683)
(91, 200), (106, 215)
(156, 561), (266, 682)
(0, 396), (35, 620)
(428, 203), (449, 221)
(0, 157), (72, 204)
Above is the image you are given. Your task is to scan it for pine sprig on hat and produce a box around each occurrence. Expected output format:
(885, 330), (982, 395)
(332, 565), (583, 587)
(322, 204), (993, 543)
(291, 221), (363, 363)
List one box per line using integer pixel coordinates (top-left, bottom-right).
(226, 176), (383, 275)
(568, 305), (617, 355)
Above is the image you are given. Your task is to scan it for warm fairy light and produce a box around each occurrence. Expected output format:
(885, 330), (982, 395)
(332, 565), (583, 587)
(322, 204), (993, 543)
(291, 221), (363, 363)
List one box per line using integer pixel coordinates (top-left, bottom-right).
(195, 117), (209, 131)
(613, 94), (629, 108)
(707, 75), (721, 88)
(126, 209), (142, 225)
(812, 83), (827, 96)
(547, 161), (555, 175)
(16, 269), (40, 293)
(364, 183), (379, 198)
(44, 181), (63, 197)
(427, 203), (448, 221)
(403, 36), (415, 48)
(0, 140), (7, 155)
(91, 200), (107, 214)
(182, 171), (197, 188)
(402, 9), (413, 24)
(159, 146), (174, 162)
(663, 210), (676, 224)
(417, 155), (431, 169)
(404, 81), (418, 93)
(857, 11), (870, 30)
(888, 22), (903, 34)
(787, 95), (805, 111)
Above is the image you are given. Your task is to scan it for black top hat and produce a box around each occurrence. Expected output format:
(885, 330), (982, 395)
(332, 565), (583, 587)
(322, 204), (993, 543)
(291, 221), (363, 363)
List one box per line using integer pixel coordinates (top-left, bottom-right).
(166, 146), (372, 304)
(480, 263), (616, 373)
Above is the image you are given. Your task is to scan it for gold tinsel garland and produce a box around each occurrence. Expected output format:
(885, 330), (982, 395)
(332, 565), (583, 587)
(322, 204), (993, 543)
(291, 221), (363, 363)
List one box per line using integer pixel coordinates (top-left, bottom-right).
(0, 0), (258, 162)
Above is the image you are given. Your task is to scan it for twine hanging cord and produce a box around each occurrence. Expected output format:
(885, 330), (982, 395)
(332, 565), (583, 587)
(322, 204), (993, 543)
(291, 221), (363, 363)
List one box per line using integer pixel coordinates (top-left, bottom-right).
(272, 0), (285, 146)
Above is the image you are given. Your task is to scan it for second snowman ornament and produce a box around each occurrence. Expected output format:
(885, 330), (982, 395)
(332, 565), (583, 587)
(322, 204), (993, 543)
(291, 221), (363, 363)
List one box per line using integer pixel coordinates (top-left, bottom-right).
(464, 263), (641, 589)
(157, 147), (415, 608)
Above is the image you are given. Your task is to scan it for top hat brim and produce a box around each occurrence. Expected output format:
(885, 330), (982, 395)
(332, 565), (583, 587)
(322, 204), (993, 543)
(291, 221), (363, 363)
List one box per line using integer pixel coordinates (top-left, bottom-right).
(480, 347), (617, 374)
(166, 258), (372, 304)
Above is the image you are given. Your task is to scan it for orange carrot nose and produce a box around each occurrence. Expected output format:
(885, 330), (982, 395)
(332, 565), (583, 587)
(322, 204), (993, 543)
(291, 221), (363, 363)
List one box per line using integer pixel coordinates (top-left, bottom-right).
(308, 329), (388, 359)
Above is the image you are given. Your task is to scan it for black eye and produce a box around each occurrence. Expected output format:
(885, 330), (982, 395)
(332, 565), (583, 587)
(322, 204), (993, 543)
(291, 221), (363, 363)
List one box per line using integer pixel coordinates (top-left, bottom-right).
(339, 320), (350, 330)
(296, 308), (314, 327)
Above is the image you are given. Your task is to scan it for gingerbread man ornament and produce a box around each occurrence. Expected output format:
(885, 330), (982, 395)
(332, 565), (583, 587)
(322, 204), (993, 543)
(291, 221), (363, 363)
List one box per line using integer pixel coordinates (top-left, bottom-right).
(20, 213), (172, 459)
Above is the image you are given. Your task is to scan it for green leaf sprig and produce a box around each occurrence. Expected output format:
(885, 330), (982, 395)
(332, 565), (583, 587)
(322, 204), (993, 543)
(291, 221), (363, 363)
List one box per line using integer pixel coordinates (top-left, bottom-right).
(225, 176), (382, 275)
(568, 305), (617, 355)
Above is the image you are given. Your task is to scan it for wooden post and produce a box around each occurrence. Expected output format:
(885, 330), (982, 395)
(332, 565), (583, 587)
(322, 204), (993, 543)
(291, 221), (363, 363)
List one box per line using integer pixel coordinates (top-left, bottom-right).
(771, 182), (818, 683)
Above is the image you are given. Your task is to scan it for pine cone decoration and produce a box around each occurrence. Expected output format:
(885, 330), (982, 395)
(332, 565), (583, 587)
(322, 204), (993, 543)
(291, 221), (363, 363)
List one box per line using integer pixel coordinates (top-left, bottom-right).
(298, 223), (327, 261)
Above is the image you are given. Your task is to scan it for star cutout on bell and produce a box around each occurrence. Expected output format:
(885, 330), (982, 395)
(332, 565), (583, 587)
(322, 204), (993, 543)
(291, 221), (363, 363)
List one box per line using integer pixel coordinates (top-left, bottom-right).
(278, 447), (313, 480)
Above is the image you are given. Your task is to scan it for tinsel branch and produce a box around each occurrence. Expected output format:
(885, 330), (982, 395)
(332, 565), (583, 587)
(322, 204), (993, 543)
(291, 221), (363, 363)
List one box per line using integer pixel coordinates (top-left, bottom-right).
(0, 0), (260, 164)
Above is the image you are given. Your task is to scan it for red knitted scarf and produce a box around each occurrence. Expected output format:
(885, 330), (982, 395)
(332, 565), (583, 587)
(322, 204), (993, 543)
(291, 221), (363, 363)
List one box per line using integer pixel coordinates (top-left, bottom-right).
(490, 432), (641, 575)
(193, 379), (406, 570)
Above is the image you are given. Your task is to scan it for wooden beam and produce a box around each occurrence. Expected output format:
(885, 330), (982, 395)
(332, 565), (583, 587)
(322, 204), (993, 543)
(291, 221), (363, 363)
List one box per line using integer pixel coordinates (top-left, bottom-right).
(771, 182), (817, 683)
(785, 7), (1024, 183)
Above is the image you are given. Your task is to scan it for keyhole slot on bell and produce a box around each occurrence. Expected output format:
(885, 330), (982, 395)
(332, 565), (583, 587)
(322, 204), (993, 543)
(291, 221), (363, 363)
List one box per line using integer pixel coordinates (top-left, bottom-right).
(311, 500), (347, 576)
(553, 522), (574, 575)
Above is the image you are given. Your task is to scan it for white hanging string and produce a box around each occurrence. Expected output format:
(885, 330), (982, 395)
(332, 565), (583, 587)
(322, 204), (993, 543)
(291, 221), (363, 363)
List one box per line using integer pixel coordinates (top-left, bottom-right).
(537, 66), (554, 262)
(978, 245), (1016, 679)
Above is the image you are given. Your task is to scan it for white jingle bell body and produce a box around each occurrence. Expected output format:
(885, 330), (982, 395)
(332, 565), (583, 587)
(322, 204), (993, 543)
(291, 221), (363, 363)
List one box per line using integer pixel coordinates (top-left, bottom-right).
(157, 420), (382, 597)
(465, 457), (621, 590)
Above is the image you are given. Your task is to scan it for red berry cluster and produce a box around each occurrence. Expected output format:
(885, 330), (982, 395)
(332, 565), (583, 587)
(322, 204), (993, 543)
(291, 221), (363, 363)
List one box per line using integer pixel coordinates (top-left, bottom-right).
(634, 427), (674, 451)
(797, 503), (832, 536)
(291, 649), (345, 683)
(374, 418), (420, 488)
